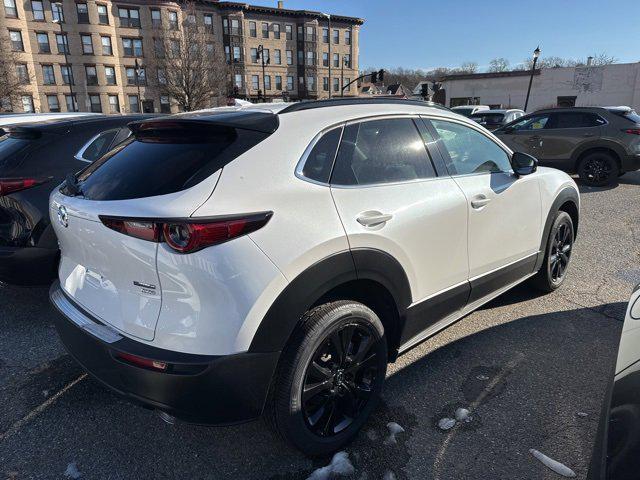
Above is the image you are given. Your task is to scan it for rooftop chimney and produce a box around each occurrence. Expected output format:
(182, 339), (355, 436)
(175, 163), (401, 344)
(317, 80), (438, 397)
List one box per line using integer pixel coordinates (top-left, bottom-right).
(587, 56), (594, 66)
(277, 1), (283, 8)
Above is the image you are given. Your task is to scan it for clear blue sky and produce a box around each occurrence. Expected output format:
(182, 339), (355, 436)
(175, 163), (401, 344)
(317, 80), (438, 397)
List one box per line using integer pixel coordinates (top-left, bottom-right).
(281, 0), (640, 70)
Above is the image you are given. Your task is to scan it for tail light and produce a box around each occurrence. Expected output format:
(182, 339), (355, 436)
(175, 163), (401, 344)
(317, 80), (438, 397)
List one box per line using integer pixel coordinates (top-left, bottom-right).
(0, 177), (50, 196)
(99, 212), (272, 253)
(623, 128), (640, 135)
(115, 352), (167, 371)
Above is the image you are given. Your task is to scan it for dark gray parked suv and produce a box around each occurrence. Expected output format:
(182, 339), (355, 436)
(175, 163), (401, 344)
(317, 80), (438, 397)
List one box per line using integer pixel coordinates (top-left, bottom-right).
(495, 106), (640, 186)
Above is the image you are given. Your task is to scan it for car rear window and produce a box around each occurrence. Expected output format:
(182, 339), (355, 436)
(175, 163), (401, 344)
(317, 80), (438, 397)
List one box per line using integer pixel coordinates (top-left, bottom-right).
(75, 126), (269, 201)
(470, 113), (505, 124)
(0, 133), (49, 176)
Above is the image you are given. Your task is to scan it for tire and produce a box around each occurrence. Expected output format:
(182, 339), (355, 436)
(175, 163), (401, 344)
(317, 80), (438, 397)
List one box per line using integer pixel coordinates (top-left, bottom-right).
(577, 151), (618, 186)
(530, 211), (574, 293)
(267, 300), (387, 456)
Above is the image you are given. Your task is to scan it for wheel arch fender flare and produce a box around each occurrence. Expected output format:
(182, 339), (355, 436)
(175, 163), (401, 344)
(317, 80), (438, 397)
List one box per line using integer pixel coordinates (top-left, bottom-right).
(248, 249), (412, 353)
(534, 186), (580, 272)
(571, 140), (625, 171)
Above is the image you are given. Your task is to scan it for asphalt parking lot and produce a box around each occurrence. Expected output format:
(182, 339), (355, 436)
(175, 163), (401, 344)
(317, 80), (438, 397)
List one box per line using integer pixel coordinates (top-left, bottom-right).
(1, 173), (638, 480)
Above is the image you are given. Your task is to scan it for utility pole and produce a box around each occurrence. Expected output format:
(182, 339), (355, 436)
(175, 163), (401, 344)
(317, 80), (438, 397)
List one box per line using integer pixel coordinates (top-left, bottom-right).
(322, 13), (332, 99)
(524, 46), (541, 112)
(52, 2), (75, 111)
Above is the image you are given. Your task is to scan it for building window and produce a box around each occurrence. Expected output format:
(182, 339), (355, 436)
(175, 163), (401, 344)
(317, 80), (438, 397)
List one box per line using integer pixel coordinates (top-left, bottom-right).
(234, 74), (243, 88)
(285, 24), (292, 40)
(333, 29), (339, 44)
(4, 0), (17, 17)
(37, 32), (51, 53)
(157, 68), (166, 85)
(322, 52), (329, 67)
(31, 1), (44, 20)
(262, 22), (269, 39)
(42, 64), (55, 85)
(81, 34), (93, 54)
(307, 76), (315, 91)
(160, 95), (170, 113)
(250, 48), (258, 63)
(104, 65), (116, 85)
(170, 39), (180, 56)
(126, 67), (144, 85)
(264, 75), (271, 90)
(61, 64), (74, 84)
(233, 46), (241, 62)
(186, 13), (195, 25)
(286, 50), (293, 65)
(333, 77), (339, 92)
(65, 95), (77, 112)
(85, 65), (98, 85)
(273, 23), (280, 39)
(306, 25), (315, 41)
(122, 38), (143, 57)
(9, 30), (24, 51)
(323, 77), (329, 91)
(108, 95), (119, 113)
(97, 4), (108, 24)
(287, 75), (294, 91)
(76, 3), (89, 23)
(274, 49), (281, 65)
(344, 78), (351, 92)
(89, 94), (102, 113)
(16, 64), (29, 84)
(128, 95), (139, 113)
(168, 11), (178, 30)
(21, 95), (34, 112)
(150, 9), (161, 28)
(261, 48), (269, 63)
(46, 95), (60, 112)
(251, 75), (259, 91)
(344, 54), (351, 68)
(275, 75), (282, 90)
(52, 2), (64, 22)
(56, 33), (69, 54)
(204, 14), (213, 32)
(249, 21), (256, 37)
(345, 30), (351, 45)
(231, 18), (240, 34)
(298, 50), (303, 65)
(118, 7), (140, 28)
(101, 36), (112, 55)
(333, 53), (339, 68)
(322, 28), (329, 44)
(298, 76), (304, 90)
(224, 45), (230, 63)
(306, 51), (315, 66)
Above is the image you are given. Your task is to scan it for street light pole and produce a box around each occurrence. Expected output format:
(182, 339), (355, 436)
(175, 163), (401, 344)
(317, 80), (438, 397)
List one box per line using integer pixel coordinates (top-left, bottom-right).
(52, 2), (75, 111)
(322, 13), (331, 99)
(341, 57), (347, 97)
(135, 58), (143, 113)
(524, 46), (541, 112)
(257, 45), (267, 102)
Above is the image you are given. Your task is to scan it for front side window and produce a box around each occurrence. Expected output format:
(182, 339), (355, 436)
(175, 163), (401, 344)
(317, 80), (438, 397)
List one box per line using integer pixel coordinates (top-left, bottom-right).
(508, 114), (550, 132)
(430, 119), (512, 175)
(332, 118), (436, 186)
(300, 127), (342, 184)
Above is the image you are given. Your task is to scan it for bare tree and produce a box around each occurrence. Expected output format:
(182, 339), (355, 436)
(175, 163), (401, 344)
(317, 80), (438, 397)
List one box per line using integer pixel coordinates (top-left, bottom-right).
(151, 1), (229, 111)
(0, 38), (30, 111)
(457, 61), (478, 74)
(488, 57), (510, 72)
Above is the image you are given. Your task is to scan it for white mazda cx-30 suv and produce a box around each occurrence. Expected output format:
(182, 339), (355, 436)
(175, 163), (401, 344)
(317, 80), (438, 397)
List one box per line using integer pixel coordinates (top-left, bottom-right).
(49, 99), (580, 455)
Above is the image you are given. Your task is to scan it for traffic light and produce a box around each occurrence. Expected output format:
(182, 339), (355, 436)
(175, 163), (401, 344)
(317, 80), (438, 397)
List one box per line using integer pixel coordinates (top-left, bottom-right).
(370, 71), (378, 84)
(378, 69), (385, 83)
(420, 83), (429, 99)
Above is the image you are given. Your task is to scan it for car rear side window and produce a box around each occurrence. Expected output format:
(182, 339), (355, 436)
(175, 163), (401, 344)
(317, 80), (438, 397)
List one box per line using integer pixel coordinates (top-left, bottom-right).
(549, 112), (605, 129)
(300, 127), (342, 184)
(76, 127), (269, 201)
(330, 118), (435, 186)
(76, 129), (118, 163)
(431, 119), (512, 176)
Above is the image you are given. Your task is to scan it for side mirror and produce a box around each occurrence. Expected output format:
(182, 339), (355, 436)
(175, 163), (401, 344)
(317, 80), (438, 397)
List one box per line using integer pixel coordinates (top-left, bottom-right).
(512, 151), (538, 176)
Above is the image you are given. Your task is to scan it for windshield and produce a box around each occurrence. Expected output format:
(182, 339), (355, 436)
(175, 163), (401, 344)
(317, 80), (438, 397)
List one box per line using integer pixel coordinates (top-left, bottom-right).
(453, 107), (474, 117)
(470, 113), (505, 124)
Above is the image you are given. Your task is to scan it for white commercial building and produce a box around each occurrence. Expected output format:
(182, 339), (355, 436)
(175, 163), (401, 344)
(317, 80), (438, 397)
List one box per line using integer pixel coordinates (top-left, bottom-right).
(439, 62), (640, 113)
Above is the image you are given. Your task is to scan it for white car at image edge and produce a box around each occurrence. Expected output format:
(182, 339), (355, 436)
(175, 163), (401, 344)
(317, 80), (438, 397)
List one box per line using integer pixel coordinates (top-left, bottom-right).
(49, 98), (580, 455)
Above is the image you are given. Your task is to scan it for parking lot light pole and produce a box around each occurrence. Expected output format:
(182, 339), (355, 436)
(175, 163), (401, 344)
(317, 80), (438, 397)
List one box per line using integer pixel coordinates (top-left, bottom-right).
(524, 46), (541, 112)
(52, 2), (75, 111)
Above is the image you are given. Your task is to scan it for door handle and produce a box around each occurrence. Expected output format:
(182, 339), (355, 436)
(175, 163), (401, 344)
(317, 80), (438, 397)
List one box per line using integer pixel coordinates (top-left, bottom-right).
(356, 211), (393, 227)
(470, 195), (491, 209)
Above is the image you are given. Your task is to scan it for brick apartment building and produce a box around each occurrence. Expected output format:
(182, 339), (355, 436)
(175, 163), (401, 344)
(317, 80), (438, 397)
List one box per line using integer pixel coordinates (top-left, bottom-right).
(0, 0), (363, 114)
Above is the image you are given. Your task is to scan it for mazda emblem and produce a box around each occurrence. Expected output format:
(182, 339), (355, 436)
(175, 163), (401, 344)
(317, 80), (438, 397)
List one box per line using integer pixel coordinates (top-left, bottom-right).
(57, 205), (68, 228)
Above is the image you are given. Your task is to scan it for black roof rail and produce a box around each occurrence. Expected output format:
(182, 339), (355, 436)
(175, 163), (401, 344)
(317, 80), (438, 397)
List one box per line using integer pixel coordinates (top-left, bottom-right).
(278, 98), (451, 114)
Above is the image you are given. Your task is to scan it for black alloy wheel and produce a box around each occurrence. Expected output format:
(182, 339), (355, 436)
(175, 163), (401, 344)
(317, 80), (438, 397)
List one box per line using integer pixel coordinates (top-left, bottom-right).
(549, 220), (573, 283)
(578, 151), (617, 186)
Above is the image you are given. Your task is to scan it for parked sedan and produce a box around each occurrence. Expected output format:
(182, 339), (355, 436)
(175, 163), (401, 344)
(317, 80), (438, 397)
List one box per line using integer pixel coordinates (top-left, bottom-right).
(469, 109), (525, 130)
(0, 114), (156, 285)
(495, 106), (640, 186)
(451, 105), (490, 117)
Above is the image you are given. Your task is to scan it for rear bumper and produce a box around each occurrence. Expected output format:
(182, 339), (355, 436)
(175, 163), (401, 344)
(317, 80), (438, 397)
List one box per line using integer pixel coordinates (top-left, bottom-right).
(0, 246), (58, 285)
(621, 154), (640, 172)
(49, 282), (280, 425)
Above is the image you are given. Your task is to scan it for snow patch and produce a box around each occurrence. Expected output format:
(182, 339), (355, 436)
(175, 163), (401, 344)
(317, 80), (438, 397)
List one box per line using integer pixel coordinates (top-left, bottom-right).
(438, 417), (456, 430)
(42, 390), (49, 397)
(383, 422), (405, 445)
(64, 462), (81, 479)
(455, 407), (473, 423)
(576, 412), (589, 418)
(530, 449), (576, 478)
(307, 451), (355, 480)
(382, 470), (397, 480)
(476, 374), (490, 380)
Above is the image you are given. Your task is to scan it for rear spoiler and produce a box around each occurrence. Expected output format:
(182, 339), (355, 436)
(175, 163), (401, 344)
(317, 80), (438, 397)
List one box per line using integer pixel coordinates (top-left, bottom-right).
(128, 111), (280, 140)
(0, 126), (42, 139)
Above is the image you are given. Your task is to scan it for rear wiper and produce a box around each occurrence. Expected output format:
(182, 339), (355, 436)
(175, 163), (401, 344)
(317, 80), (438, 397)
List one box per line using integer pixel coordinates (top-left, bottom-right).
(65, 173), (82, 196)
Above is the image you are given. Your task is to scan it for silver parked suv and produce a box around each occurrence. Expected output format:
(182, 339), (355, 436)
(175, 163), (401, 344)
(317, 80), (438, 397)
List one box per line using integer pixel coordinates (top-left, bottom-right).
(495, 106), (640, 186)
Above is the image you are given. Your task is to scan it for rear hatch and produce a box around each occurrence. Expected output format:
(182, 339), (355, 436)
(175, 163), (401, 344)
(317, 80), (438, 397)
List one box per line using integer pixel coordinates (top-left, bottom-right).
(51, 113), (277, 341)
